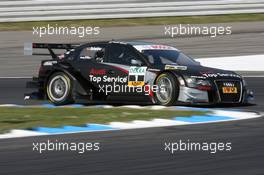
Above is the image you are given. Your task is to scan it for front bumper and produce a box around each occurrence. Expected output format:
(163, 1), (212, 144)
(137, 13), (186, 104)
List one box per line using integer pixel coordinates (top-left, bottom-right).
(242, 89), (254, 104)
(178, 86), (209, 103)
(177, 86), (254, 105)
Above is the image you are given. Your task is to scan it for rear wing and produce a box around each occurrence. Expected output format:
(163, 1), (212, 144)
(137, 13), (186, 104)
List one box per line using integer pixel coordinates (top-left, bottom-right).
(24, 43), (80, 59)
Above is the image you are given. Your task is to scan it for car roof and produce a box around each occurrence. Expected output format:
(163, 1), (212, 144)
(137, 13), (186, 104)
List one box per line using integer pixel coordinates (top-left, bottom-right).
(125, 41), (155, 46)
(81, 40), (179, 51)
(126, 41), (178, 51)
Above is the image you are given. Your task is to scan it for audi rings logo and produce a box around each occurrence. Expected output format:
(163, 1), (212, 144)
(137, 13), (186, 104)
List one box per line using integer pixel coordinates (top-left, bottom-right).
(223, 82), (235, 87)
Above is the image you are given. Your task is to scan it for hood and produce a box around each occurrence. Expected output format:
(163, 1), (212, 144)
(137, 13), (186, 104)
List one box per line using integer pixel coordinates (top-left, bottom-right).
(164, 64), (241, 80)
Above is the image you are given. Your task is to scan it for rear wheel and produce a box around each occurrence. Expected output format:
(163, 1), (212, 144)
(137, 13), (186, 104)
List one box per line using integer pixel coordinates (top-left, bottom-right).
(154, 73), (179, 106)
(46, 72), (74, 105)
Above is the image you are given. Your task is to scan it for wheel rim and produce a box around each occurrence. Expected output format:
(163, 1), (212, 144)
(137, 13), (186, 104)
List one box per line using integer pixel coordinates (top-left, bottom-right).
(48, 75), (69, 102)
(156, 76), (173, 104)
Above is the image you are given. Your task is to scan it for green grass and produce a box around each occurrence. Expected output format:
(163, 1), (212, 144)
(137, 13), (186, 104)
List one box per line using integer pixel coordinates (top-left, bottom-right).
(0, 13), (264, 31)
(0, 107), (207, 133)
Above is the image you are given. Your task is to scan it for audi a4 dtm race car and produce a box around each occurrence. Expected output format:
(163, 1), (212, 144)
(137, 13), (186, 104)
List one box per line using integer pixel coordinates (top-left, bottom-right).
(24, 41), (254, 106)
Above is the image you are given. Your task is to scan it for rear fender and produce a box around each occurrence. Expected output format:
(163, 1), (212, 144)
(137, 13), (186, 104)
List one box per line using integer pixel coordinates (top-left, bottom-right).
(45, 69), (88, 99)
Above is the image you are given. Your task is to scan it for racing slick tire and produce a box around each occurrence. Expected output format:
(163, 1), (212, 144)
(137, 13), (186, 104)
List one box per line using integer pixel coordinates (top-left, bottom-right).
(46, 72), (74, 105)
(154, 72), (179, 106)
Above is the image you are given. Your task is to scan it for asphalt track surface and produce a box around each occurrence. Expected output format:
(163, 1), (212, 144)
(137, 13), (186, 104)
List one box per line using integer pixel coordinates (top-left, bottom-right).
(0, 116), (264, 175)
(0, 77), (263, 175)
(0, 21), (264, 175)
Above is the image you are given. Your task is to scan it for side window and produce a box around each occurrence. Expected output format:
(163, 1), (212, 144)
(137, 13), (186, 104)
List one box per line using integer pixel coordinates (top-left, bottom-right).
(107, 44), (142, 66)
(79, 46), (105, 62)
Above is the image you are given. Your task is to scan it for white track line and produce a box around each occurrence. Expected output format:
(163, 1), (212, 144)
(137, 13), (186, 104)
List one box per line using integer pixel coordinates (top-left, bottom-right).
(0, 129), (47, 139)
(0, 77), (31, 79)
(243, 75), (264, 78)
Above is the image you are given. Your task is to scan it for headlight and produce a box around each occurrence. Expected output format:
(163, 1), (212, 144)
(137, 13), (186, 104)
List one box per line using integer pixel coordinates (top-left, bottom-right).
(186, 77), (196, 86)
(186, 77), (211, 90)
(196, 79), (211, 86)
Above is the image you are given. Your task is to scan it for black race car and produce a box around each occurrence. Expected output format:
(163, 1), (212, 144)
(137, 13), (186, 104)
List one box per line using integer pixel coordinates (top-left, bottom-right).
(24, 41), (254, 106)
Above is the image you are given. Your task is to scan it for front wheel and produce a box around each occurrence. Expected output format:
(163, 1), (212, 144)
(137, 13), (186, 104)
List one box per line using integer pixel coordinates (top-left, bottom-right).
(46, 72), (74, 105)
(154, 73), (179, 106)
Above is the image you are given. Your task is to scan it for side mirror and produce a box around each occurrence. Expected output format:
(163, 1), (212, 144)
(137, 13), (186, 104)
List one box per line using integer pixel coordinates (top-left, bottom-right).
(194, 60), (201, 65)
(131, 59), (142, 66)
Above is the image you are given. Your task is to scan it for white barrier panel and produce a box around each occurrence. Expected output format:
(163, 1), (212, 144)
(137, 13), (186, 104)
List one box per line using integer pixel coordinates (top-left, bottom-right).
(197, 55), (264, 71)
(0, 0), (264, 22)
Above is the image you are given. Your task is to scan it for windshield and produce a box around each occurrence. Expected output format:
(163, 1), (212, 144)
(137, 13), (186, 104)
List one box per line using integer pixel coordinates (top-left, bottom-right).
(142, 50), (199, 68)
